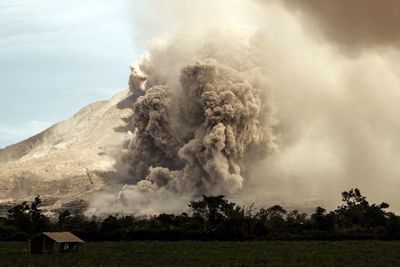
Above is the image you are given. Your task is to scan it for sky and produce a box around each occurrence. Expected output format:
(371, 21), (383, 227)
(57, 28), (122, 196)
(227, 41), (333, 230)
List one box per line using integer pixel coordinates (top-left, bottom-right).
(0, 0), (139, 148)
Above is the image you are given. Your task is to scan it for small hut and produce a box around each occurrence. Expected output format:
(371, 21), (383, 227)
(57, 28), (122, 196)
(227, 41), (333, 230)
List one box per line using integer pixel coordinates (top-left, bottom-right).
(30, 232), (84, 254)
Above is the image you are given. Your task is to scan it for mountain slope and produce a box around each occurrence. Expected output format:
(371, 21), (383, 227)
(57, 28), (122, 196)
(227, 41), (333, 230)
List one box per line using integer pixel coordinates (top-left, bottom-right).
(0, 89), (132, 203)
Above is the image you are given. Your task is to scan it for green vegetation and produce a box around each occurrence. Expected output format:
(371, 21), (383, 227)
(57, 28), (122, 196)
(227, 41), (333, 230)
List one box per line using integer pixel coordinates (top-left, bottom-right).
(1, 188), (400, 241)
(2, 241), (400, 266)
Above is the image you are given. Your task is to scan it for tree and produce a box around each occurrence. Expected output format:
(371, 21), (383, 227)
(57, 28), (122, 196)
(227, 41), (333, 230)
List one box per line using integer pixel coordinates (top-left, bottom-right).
(335, 188), (389, 229)
(256, 205), (287, 234)
(188, 195), (250, 239)
(286, 210), (308, 227)
(29, 196), (48, 233)
(189, 195), (237, 225)
(341, 188), (368, 207)
(7, 196), (48, 235)
(7, 201), (31, 234)
(310, 207), (334, 231)
(58, 210), (72, 230)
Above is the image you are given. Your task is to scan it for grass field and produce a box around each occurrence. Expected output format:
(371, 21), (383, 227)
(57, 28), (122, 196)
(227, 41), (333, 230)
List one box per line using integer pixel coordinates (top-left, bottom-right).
(2, 241), (400, 266)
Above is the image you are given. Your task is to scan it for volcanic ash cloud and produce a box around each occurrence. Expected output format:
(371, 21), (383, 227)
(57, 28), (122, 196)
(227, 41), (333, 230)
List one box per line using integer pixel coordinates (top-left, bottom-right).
(87, 0), (400, 215)
(121, 58), (275, 201)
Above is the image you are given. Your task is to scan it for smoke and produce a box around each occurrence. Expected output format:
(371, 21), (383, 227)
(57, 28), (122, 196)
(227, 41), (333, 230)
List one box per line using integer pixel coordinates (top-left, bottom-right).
(86, 0), (400, 215)
(88, 31), (276, 215)
(128, 57), (274, 192)
(279, 0), (400, 55)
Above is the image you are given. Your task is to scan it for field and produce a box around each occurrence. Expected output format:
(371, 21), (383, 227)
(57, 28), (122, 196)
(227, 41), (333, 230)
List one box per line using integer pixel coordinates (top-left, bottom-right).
(2, 241), (400, 266)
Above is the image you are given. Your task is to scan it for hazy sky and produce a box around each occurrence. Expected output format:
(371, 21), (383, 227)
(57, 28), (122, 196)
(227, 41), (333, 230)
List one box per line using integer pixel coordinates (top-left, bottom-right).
(0, 0), (139, 148)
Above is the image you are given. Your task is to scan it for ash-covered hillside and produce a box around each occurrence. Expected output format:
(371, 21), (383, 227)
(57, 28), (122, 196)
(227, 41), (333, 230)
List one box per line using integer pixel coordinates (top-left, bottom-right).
(0, 89), (133, 206)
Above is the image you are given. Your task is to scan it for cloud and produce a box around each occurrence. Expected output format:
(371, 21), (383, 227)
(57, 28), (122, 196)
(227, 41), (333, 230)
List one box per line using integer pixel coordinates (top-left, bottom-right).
(278, 0), (400, 55)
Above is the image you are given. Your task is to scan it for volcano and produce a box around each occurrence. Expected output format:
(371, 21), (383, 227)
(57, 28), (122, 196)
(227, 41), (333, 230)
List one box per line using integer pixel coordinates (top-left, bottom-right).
(0, 89), (133, 207)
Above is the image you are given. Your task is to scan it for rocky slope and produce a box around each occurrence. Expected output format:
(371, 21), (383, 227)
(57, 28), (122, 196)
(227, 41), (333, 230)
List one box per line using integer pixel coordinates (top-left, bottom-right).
(0, 89), (133, 207)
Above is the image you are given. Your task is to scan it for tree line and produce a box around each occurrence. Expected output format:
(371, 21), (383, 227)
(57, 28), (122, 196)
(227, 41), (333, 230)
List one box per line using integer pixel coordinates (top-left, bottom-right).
(1, 188), (400, 241)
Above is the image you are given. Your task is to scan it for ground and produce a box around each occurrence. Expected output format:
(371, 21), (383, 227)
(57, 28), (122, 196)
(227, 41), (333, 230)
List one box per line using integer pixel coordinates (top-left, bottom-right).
(2, 241), (400, 266)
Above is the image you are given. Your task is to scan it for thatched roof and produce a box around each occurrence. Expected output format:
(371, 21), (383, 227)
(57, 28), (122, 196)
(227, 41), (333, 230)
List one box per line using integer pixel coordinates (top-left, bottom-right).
(42, 232), (84, 243)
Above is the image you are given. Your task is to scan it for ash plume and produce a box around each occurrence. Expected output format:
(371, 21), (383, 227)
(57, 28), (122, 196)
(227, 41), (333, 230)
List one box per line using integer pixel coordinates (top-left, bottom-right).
(279, 0), (400, 54)
(87, 0), (400, 215)
(123, 57), (275, 198)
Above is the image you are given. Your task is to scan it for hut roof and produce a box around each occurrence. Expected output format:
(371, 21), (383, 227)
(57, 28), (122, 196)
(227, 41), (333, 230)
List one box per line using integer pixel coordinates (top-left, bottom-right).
(42, 232), (84, 243)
